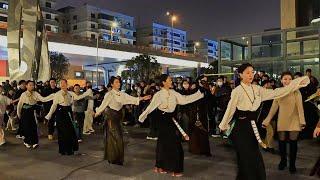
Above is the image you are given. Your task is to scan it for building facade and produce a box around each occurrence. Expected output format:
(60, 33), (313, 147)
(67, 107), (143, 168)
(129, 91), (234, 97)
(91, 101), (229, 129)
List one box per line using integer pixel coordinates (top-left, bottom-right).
(137, 23), (187, 54)
(187, 39), (218, 62)
(0, 0), (61, 33)
(58, 4), (136, 45)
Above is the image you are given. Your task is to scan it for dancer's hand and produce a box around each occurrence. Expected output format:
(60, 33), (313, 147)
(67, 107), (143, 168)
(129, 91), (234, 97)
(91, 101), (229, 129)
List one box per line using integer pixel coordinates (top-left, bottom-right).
(140, 95), (151, 101)
(314, 127), (320, 138)
(183, 134), (190, 141)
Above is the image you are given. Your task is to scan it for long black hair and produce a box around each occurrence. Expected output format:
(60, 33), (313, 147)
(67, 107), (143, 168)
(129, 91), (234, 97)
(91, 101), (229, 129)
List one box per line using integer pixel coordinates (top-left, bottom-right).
(107, 76), (120, 88)
(238, 63), (254, 74)
(159, 74), (169, 87)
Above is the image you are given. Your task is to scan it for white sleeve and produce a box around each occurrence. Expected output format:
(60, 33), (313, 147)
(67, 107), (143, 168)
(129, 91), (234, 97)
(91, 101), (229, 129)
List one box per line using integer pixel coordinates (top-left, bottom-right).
(260, 76), (310, 101)
(34, 92), (55, 102)
(6, 96), (11, 105)
(17, 94), (24, 119)
(87, 98), (94, 111)
(95, 92), (112, 116)
(139, 93), (161, 123)
(173, 90), (204, 105)
(122, 92), (140, 105)
(70, 89), (93, 101)
(219, 89), (239, 131)
(45, 95), (58, 120)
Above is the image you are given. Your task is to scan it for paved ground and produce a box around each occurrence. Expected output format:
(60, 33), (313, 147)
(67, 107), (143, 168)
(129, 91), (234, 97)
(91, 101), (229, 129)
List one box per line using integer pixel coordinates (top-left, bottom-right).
(0, 124), (319, 180)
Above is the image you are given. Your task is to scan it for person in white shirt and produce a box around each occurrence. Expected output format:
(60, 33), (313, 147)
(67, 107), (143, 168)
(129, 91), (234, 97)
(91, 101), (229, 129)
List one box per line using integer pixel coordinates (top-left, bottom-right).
(219, 63), (310, 180)
(45, 79), (93, 155)
(0, 85), (12, 146)
(139, 74), (204, 177)
(17, 80), (55, 149)
(94, 76), (151, 165)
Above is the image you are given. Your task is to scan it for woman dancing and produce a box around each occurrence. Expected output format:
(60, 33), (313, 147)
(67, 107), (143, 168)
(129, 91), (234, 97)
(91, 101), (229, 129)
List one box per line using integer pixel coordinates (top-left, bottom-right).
(219, 63), (309, 180)
(139, 74), (204, 177)
(94, 76), (151, 165)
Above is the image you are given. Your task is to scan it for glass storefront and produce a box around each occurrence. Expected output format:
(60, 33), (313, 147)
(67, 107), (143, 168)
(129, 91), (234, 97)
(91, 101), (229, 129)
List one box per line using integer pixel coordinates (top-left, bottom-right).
(219, 26), (320, 78)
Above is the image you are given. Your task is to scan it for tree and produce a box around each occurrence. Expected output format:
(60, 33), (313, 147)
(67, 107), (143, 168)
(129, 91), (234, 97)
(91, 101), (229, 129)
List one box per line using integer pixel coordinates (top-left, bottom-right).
(49, 52), (70, 80)
(122, 54), (162, 82)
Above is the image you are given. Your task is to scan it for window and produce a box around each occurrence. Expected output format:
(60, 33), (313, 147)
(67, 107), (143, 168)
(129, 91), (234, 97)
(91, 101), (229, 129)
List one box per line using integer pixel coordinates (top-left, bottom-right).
(45, 2), (51, 8)
(45, 14), (51, 20)
(174, 41), (180, 45)
(208, 43), (214, 47)
(75, 72), (84, 78)
(0, 16), (7, 22)
(91, 24), (95, 28)
(73, 25), (77, 30)
(173, 33), (180, 37)
(91, 13), (95, 18)
(0, 2), (8, 10)
(91, 34), (96, 39)
(45, 25), (51, 31)
(73, 15), (77, 20)
(98, 13), (114, 21)
(208, 50), (214, 53)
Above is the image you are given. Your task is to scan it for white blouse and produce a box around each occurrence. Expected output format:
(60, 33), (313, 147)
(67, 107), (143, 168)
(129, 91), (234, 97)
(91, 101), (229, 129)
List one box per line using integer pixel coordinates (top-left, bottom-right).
(45, 89), (92, 120)
(219, 76), (310, 131)
(139, 89), (204, 122)
(95, 89), (140, 115)
(17, 91), (55, 118)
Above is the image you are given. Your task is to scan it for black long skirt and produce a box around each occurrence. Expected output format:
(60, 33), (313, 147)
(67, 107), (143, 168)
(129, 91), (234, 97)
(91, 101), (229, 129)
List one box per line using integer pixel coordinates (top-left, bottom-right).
(55, 105), (78, 155)
(21, 104), (38, 145)
(229, 110), (266, 180)
(104, 108), (124, 165)
(155, 110), (184, 173)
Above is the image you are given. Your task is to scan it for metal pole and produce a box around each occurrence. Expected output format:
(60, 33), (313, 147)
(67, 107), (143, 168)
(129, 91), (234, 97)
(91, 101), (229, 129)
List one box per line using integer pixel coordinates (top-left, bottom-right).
(96, 35), (99, 87)
(171, 18), (174, 54)
(110, 26), (113, 43)
(194, 44), (196, 54)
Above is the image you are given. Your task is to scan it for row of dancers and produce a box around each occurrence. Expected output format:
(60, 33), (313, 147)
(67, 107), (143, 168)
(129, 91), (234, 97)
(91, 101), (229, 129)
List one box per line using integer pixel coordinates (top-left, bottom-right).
(0, 63), (319, 178)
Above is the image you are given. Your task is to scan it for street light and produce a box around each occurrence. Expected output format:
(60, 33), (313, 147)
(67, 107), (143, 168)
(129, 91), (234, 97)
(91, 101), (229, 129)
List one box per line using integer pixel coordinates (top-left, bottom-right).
(166, 11), (177, 54)
(194, 42), (200, 54)
(110, 21), (118, 43)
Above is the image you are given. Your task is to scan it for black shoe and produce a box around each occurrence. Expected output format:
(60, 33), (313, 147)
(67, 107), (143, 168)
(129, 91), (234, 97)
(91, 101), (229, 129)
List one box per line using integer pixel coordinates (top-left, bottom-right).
(289, 165), (297, 174)
(278, 160), (287, 170)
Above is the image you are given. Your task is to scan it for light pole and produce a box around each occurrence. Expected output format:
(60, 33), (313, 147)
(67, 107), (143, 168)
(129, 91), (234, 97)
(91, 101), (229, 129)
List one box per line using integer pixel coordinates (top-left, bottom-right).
(110, 21), (118, 43)
(166, 12), (177, 54)
(96, 33), (100, 87)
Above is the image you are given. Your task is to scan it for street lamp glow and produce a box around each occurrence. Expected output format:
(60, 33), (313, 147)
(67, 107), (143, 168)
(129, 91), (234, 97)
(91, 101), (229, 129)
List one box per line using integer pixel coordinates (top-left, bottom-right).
(171, 16), (177, 22)
(195, 42), (200, 46)
(111, 22), (118, 28)
(166, 11), (170, 16)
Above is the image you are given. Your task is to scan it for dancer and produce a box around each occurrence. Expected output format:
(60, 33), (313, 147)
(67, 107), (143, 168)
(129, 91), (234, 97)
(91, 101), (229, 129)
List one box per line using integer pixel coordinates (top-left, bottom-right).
(94, 76), (151, 165)
(0, 85), (12, 146)
(139, 74), (204, 177)
(45, 79), (92, 155)
(219, 63), (309, 180)
(17, 80), (55, 149)
(188, 75), (211, 156)
(262, 72), (305, 173)
(42, 78), (60, 140)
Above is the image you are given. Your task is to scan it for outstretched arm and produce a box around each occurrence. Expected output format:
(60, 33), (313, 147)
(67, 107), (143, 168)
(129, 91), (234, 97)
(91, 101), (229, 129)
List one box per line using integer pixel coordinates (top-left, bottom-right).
(34, 92), (55, 102)
(174, 90), (204, 105)
(139, 93), (161, 123)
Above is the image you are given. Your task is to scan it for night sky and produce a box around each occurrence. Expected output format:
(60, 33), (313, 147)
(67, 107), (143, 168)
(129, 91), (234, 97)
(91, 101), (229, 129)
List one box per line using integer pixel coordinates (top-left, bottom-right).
(56, 0), (280, 40)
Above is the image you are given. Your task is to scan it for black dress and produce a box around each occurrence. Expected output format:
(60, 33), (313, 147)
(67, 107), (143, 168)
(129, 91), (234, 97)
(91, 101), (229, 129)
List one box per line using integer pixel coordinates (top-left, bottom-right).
(188, 88), (211, 156)
(55, 105), (78, 155)
(230, 109), (266, 180)
(155, 109), (184, 173)
(21, 104), (38, 145)
(104, 108), (124, 165)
